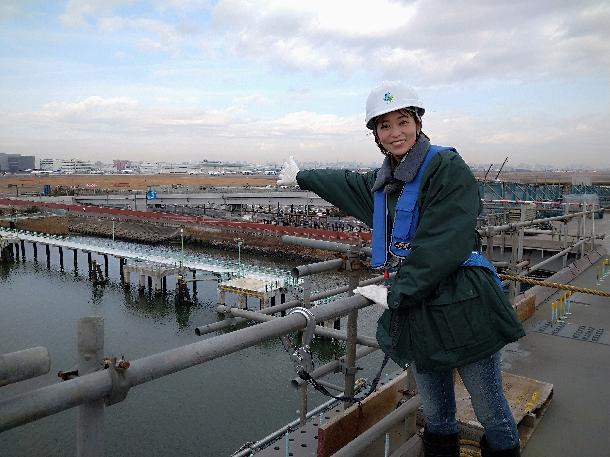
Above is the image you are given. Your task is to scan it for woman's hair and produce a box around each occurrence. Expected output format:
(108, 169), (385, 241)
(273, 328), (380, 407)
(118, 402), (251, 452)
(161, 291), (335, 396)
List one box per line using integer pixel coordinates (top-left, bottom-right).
(372, 108), (422, 156)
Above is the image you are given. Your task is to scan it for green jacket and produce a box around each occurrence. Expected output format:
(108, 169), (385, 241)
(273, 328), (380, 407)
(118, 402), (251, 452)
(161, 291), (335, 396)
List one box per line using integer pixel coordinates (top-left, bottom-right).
(297, 149), (525, 373)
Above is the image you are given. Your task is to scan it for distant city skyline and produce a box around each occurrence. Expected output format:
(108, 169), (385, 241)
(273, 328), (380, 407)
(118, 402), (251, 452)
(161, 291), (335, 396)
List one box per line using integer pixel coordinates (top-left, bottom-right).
(30, 153), (610, 173)
(1, 1), (609, 168)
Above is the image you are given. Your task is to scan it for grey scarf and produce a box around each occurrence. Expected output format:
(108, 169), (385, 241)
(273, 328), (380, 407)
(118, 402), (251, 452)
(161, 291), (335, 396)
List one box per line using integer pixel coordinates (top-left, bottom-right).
(371, 133), (431, 194)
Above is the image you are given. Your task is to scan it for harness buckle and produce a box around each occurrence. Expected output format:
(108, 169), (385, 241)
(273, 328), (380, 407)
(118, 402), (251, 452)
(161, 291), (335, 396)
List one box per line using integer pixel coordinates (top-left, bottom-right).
(394, 241), (411, 250)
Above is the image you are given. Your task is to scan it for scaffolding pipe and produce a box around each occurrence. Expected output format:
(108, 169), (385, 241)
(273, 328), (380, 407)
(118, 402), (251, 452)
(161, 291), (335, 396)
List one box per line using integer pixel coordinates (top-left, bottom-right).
(195, 274), (387, 336)
(492, 260), (527, 270)
(523, 229), (554, 235)
(591, 205), (596, 251)
(528, 239), (585, 274)
(0, 294), (371, 432)
(492, 261), (509, 267)
(343, 252), (360, 407)
(331, 395), (422, 457)
(76, 317), (104, 457)
(581, 204), (587, 258)
(216, 305), (379, 348)
(0, 347), (50, 387)
(291, 258), (344, 278)
(516, 260), (530, 269)
(563, 204), (569, 268)
(282, 235), (372, 256)
(479, 210), (588, 236)
(315, 379), (345, 393)
(194, 317), (238, 335)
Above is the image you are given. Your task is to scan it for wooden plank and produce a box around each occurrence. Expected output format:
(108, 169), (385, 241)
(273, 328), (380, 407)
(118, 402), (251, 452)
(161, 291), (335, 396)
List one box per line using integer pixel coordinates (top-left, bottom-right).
(316, 370), (410, 457)
(453, 371), (553, 446)
(515, 295), (536, 322)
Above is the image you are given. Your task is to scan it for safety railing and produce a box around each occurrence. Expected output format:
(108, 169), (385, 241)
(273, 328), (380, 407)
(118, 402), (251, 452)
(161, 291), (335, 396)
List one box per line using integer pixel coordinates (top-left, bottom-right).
(1, 203), (605, 457)
(0, 279), (408, 457)
(202, 234), (423, 456)
(478, 204), (603, 300)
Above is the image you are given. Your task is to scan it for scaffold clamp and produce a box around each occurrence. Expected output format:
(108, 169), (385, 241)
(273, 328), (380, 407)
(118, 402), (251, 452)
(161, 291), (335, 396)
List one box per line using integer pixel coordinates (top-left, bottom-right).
(289, 307), (316, 374)
(104, 356), (131, 406)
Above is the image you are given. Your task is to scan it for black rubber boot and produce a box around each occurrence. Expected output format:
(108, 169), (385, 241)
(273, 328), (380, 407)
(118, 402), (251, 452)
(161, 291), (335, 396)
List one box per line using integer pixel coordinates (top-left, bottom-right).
(480, 435), (521, 457)
(422, 427), (460, 457)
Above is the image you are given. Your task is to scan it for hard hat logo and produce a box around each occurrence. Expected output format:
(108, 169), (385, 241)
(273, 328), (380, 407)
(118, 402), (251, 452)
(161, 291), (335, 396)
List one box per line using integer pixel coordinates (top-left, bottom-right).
(365, 81), (425, 130)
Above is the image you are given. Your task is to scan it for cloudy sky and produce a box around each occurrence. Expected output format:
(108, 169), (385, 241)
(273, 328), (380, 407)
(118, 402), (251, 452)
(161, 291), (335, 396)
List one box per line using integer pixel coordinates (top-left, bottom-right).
(1, 0), (608, 168)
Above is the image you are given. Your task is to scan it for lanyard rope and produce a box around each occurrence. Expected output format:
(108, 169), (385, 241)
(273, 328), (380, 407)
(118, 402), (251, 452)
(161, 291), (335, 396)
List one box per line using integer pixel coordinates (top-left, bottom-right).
(499, 273), (610, 297)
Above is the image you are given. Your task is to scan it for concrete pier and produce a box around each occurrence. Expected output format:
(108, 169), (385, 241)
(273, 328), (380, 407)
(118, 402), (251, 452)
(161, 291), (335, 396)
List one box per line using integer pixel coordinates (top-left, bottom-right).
(119, 258), (125, 281)
(103, 254), (108, 278)
(0, 236), (18, 263)
(217, 277), (294, 310)
(122, 261), (181, 295)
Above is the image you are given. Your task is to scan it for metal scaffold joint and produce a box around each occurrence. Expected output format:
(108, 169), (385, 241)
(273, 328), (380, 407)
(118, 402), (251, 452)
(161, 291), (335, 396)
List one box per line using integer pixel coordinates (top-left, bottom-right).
(104, 356), (131, 406)
(288, 307), (316, 375)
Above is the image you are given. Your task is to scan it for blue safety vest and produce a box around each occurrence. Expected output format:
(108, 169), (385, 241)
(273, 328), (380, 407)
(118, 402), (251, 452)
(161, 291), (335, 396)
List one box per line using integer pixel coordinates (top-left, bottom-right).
(371, 145), (502, 287)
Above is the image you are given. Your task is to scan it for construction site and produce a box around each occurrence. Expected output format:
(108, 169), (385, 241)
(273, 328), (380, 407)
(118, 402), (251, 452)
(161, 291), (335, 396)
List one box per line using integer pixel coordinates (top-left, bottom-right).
(0, 175), (609, 457)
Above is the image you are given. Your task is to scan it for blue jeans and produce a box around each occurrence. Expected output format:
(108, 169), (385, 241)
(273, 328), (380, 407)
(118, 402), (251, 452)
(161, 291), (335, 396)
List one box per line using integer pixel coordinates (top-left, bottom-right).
(412, 352), (519, 450)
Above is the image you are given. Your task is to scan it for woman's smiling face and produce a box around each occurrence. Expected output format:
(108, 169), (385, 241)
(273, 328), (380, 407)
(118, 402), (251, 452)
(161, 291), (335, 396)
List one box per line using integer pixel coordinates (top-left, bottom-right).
(375, 110), (419, 160)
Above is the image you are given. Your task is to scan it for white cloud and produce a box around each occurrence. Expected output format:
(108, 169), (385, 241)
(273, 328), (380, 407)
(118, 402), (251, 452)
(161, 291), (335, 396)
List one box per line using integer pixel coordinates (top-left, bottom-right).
(0, 0), (24, 21)
(264, 111), (359, 137)
(211, 0), (610, 83)
(56, 1), (610, 83)
(99, 16), (188, 53)
(0, 95), (367, 161)
(154, 0), (212, 13)
(38, 96), (139, 124)
(424, 109), (610, 167)
(7, 96), (359, 138)
(60, 0), (132, 28)
(1, 93), (606, 166)
(2, 1), (607, 167)
(233, 94), (272, 106)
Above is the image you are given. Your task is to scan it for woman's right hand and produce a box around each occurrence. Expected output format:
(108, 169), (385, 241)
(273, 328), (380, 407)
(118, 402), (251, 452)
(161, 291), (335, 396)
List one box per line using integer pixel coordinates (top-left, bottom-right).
(277, 156), (300, 186)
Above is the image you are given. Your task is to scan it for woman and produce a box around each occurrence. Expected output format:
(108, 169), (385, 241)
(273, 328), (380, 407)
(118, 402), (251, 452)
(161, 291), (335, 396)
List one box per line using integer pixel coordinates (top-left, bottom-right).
(278, 81), (524, 457)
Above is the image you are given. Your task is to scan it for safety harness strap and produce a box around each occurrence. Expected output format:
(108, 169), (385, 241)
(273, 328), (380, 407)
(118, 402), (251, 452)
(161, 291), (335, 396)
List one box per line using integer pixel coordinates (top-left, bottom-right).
(298, 353), (391, 403)
(371, 145), (453, 268)
(462, 251), (503, 288)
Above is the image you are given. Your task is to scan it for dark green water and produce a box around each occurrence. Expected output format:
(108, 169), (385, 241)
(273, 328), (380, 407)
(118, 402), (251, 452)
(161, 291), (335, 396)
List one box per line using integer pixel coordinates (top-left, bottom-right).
(0, 238), (384, 457)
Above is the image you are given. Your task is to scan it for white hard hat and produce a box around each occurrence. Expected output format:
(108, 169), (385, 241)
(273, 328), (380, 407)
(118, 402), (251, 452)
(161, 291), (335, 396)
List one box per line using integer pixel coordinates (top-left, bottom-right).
(365, 81), (425, 130)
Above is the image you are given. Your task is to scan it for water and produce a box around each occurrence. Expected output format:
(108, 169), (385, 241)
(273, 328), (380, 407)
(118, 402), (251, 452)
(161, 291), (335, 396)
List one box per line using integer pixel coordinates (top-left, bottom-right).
(0, 237), (384, 457)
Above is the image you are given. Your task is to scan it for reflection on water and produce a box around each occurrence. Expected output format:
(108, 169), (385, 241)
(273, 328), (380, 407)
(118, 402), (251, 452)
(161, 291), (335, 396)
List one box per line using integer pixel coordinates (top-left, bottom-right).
(121, 285), (197, 329)
(0, 236), (385, 457)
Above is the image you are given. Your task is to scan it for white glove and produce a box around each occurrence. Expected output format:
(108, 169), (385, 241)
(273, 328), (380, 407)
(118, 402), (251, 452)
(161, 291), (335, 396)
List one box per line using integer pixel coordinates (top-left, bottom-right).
(277, 156), (300, 186)
(353, 284), (388, 309)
